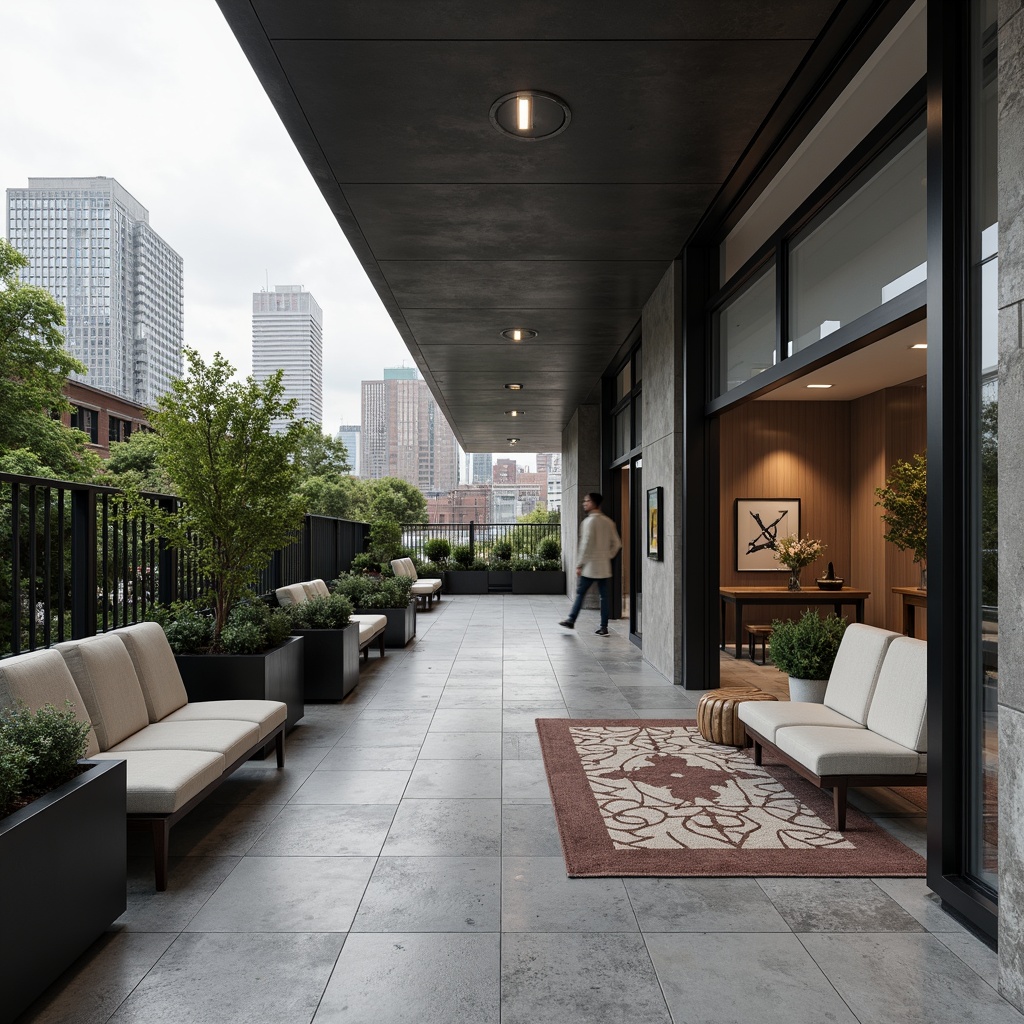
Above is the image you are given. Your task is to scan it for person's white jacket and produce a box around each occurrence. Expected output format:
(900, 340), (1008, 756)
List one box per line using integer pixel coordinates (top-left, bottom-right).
(576, 510), (622, 579)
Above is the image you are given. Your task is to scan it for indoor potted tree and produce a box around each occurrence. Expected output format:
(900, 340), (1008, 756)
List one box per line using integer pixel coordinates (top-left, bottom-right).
(769, 609), (847, 702)
(875, 451), (928, 590)
(282, 592), (359, 700)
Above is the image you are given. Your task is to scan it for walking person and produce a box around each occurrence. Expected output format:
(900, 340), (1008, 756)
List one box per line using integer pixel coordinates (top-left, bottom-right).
(559, 492), (622, 635)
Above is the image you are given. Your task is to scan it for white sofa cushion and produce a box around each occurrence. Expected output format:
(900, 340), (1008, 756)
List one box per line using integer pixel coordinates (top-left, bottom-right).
(411, 579), (441, 596)
(866, 636), (928, 752)
(311, 579), (331, 597)
(738, 700), (864, 743)
(161, 699), (287, 740)
(55, 633), (150, 751)
(275, 583), (307, 608)
(775, 725), (925, 776)
(92, 749), (226, 814)
(0, 648), (100, 757)
(351, 614), (387, 642)
(301, 581), (320, 601)
(116, 622), (189, 722)
(390, 557), (417, 580)
(108, 719), (261, 765)
(823, 623), (900, 724)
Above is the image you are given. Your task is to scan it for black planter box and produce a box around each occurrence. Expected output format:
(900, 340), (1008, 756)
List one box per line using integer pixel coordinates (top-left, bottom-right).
(292, 623), (359, 701)
(512, 570), (568, 595)
(1, 758), (127, 1024)
(175, 635), (305, 730)
(488, 570), (513, 593)
(356, 601), (416, 647)
(444, 570), (488, 595)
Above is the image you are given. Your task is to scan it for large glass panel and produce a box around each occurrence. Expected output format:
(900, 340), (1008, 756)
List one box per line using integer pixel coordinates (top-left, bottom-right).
(716, 264), (776, 394)
(789, 124), (926, 353)
(613, 408), (630, 459)
(969, 0), (999, 893)
(615, 363), (632, 403)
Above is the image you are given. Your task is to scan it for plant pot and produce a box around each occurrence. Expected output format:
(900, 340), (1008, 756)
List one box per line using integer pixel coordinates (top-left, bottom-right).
(292, 623), (359, 701)
(175, 635), (305, 731)
(0, 758), (127, 1024)
(355, 601), (416, 647)
(788, 676), (828, 703)
(512, 570), (567, 595)
(444, 570), (488, 595)
(488, 570), (513, 593)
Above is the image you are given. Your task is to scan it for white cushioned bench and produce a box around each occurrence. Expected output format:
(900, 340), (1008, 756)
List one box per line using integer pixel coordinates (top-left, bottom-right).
(276, 579), (386, 659)
(0, 623), (287, 891)
(739, 623), (927, 830)
(391, 557), (441, 609)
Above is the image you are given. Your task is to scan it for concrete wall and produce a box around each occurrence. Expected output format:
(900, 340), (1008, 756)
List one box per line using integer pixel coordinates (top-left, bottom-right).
(561, 404), (601, 602)
(999, 0), (1024, 1008)
(639, 263), (684, 684)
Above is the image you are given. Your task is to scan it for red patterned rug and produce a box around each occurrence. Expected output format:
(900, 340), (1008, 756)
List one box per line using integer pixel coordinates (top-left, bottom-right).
(537, 719), (925, 877)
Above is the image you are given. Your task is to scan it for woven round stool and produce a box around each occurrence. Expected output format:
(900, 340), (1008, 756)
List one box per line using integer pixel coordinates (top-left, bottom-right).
(696, 687), (778, 746)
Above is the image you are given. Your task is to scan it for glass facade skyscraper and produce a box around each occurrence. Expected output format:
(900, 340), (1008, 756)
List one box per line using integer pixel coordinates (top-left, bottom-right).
(5, 177), (183, 405)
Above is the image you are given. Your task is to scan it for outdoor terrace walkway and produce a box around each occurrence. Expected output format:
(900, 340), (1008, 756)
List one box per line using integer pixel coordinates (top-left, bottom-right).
(19, 595), (1019, 1024)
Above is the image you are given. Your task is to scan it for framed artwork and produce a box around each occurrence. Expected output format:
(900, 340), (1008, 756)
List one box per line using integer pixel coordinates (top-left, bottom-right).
(735, 497), (800, 571)
(647, 486), (663, 560)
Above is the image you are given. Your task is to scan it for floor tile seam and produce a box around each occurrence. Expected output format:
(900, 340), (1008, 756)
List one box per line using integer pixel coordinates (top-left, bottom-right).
(930, 931), (1012, 1000)
(94, 933), (177, 1024)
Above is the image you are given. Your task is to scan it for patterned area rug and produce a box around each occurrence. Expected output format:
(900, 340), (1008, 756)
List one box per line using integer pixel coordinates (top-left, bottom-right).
(536, 720), (925, 877)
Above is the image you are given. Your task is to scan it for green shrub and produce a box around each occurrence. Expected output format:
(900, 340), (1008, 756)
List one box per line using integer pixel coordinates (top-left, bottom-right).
(492, 539), (513, 561)
(219, 620), (265, 654)
(334, 572), (413, 609)
(535, 558), (562, 572)
(489, 558), (512, 572)
(423, 538), (451, 564)
(537, 535), (561, 560)
(163, 604), (214, 654)
(350, 552), (380, 574)
(285, 593), (353, 630)
(0, 733), (31, 815)
(451, 544), (473, 569)
(511, 554), (535, 570)
(769, 611), (847, 680)
(470, 559), (488, 571)
(163, 599), (289, 655)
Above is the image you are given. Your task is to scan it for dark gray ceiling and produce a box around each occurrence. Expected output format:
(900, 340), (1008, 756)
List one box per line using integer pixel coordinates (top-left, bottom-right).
(216, 0), (844, 450)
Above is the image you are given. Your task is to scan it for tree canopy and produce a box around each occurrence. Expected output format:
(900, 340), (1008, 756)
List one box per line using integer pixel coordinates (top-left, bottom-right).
(99, 430), (176, 494)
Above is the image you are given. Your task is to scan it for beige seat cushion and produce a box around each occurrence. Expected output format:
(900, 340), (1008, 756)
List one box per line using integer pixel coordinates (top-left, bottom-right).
(866, 636), (928, 752)
(92, 749), (225, 814)
(108, 719), (260, 765)
(275, 583), (307, 608)
(390, 557), (417, 580)
(311, 579), (331, 598)
(300, 581), (321, 601)
(775, 725), (925, 776)
(738, 700), (863, 743)
(823, 623), (900, 724)
(410, 579), (441, 595)
(115, 622), (189, 722)
(351, 614), (387, 642)
(0, 648), (100, 757)
(161, 699), (287, 740)
(55, 633), (150, 751)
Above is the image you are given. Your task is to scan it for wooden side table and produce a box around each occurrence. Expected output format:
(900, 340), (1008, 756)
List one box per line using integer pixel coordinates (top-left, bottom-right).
(746, 625), (773, 665)
(891, 586), (927, 637)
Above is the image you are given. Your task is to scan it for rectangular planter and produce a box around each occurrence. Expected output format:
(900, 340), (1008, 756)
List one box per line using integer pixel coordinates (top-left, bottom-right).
(292, 623), (359, 701)
(356, 601), (416, 647)
(444, 570), (488, 595)
(175, 634), (305, 730)
(512, 570), (568, 595)
(488, 570), (513, 593)
(0, 758), (127, 1024)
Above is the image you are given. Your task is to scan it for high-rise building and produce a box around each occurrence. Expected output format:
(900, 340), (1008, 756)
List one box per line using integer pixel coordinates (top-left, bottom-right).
(360, 368), (458, 493)
(252, 285), (323, 432)
(470, 452), (493, 484)
(493, 458), (518, 484)
(6, 176), (183, 404)
(337, 424), (361, 476)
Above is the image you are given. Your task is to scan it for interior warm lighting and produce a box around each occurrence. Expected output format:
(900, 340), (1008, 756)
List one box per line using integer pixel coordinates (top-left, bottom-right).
(501, 327), (537, 342)
(507, 437), (520, 444)
(517, 94), (533, 132)
(806, 383), (833, 389)
(910, 343), (928, 349)
(504, 383), (524, 391)
(505, 410), (525, 417)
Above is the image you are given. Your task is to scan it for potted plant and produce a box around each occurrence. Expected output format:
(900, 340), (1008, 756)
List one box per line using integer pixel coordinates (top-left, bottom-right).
(445, 544), (488, 595)
(770, 610), (847, 702)
(512, 535), (567, 594)
(0, 701), (126, 1023)
(282, 593), (359, 701)
(488, 539), (514, 592)
(772, 535), (826, 591)
(333, 572), (416, 647)
(875, 451), (928, 589)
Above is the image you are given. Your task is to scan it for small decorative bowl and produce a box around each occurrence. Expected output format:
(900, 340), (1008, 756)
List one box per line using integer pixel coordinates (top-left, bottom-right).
(816, 578), (844, 591)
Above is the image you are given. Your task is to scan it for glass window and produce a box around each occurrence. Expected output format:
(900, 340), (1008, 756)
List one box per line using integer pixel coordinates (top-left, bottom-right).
(716, 264), (776, 394)
(633, 392), (643, 446)
(613, 408), (630, 459)
(788, 124), (926, 353)
(615, 363), (632, 403)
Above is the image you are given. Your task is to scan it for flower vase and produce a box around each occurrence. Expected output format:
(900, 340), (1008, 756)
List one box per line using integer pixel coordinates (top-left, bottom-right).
(787, 569), (802, 591)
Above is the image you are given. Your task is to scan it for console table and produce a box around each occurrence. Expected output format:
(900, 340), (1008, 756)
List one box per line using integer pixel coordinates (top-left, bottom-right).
(719, 587), (871, 659)
(891, 586), (927, 637)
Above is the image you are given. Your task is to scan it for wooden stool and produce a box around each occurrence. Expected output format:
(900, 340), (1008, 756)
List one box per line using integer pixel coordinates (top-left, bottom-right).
(746, 624), (773, 665)
(696, 687), (779, 747)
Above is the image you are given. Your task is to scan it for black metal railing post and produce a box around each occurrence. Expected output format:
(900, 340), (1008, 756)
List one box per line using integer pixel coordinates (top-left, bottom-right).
(70, 487), (97, 640)
(157, 496), (176, 607)
(469, 521), (475, 561)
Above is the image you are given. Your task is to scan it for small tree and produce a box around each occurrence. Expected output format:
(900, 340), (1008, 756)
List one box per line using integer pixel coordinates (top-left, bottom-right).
(875, 451), (928, 563)
(144, 349), (306, 641)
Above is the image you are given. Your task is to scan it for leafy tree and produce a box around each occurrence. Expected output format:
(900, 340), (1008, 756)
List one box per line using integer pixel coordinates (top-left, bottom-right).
(353, 477), (427, 524)
(100, 430), (176, 494)
(292, 424), (351, 480)
(138, 348), (306, 641)
(0, 239), (97, 479)
(298, 474), (360, 519)
(517, 507), (560, 525)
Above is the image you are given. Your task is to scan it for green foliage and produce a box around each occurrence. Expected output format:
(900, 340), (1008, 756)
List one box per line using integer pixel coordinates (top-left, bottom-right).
(0, 240), (99, 480)
(423, 538), (451, 565)
(219, 621), (265, 655)
(0, 700), (91, 811)
(350, 552), (382, 574)
(517, 507), (560, 525)
(332, 572), (413, 609)
(161, 603), (214, 654)
(769, 611), (847, 680)
(284, 593), (353, 630)
(298, 474), (361, 519)
(137, 348), (306, 639)
(0, 733), (31, 814)
(368, 515), (402, 567)
(875, 451), (927, 563)
(292, 423), (352, 480)
(99, 431), (175, 494)
(535, 558), (562, 571)
(537, 535), (561, 560)
(451, 544), (473, 569)
(492, 539), (513, 561)
(223, 601), (292, 650)
(470, 559), (488, 571)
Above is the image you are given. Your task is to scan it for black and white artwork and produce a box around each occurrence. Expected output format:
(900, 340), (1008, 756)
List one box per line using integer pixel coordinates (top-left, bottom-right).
(734, 498), (801, 571)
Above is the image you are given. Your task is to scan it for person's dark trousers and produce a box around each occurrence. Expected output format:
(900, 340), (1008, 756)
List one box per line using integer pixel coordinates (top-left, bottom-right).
(567, 575), (611, 629)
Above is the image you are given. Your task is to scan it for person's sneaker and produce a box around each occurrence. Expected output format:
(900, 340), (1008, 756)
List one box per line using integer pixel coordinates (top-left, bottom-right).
(559, 619), (575, 629)
(595, 627), (609, 636)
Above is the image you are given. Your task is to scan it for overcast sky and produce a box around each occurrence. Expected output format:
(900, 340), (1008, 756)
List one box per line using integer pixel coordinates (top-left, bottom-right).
(1, 0), (418, 433)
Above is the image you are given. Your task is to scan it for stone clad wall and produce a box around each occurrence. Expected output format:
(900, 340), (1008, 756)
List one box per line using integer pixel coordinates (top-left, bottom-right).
(561, 405), (601, 605)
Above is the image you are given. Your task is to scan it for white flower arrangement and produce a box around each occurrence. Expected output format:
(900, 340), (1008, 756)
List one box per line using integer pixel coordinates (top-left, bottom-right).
(772, 535), (826, 571)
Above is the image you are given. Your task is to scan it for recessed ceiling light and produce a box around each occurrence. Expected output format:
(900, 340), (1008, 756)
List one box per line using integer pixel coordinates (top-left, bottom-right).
(910, 343), (928, 349)
(507, 437), (520, 445)
(501, 328), (537, 342)
(504, 383), (524, 391)
(806, 383), (833, 389)
(505, 410), (525, 417)
(490, 90), (571, 141)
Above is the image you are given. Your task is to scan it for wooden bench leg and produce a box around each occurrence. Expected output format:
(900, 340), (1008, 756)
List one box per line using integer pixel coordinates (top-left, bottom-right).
(275, 730), (285, 769)
(753, 740), (762, 766)
(833, 782), (848, 831)
(378, 633), (386, 657)
(151, 819), (170, 892)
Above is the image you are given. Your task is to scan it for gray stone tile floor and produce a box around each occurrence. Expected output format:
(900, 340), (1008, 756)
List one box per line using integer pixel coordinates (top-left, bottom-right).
(18, 595), (1022, 1024)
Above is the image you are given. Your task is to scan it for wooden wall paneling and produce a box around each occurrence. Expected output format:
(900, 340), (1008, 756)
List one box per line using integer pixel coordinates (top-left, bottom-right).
(850, 390), (889, 628)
